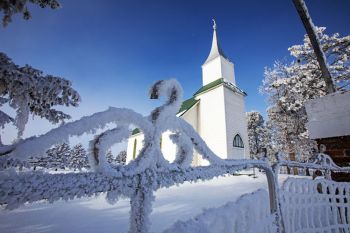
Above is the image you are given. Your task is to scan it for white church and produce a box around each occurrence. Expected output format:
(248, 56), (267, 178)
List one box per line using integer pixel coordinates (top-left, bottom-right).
(126, 21), (250, 165)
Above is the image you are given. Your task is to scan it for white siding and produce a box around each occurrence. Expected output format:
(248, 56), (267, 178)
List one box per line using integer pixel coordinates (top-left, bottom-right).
(223, 87), (250, 159)
(197, 85), (228, 159)
(181, 103), (203, 165)
(221, 58), (235, 84)
(202, 56), (235, 86)
(202, 57), (222, 85)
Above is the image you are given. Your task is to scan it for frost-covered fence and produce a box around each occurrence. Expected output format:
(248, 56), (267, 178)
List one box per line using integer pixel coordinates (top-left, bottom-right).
(274, 153), (350, 233)
(281, 178), (350, 233)
(1, 79), (350, 233)
(163, 189), (276, 233)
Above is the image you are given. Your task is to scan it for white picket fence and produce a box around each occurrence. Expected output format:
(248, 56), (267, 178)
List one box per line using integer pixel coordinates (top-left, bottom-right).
(281, 178), (350, 233)
(0, 79), (350, 233)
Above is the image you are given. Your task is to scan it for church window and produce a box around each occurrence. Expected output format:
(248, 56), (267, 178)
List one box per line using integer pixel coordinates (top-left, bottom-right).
(132, 139), (137, 159)
(233, 134), (244, 148)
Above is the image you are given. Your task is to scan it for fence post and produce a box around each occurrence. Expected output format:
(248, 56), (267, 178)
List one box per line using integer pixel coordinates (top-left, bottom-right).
(264, 167), (285, 233)
(129, 174), (153, 233)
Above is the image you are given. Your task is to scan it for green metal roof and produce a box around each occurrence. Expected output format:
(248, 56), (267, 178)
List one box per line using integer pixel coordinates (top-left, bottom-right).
(194, 78), (224, 96)
(131, 128), (140, 135)
(177, 97), (199, 115)
(194, 78), (247, 97)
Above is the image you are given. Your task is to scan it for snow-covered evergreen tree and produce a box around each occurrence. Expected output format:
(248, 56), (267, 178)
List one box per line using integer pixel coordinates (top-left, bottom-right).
(29, 143), (71, 170)
(46, 142), (71, 170)
(0, 52), (81, 143)
(261, 27), (350, 160)
(69, 144), (89, 171)
(246, 111), (266, 158)
(246, 111), (275, 160)
(105, 150), (127, 165)
(289, 27), (350, 91)
(106, 150), (115, 164)
(115, 150), (127, 165)
(0, 0), (60, 26)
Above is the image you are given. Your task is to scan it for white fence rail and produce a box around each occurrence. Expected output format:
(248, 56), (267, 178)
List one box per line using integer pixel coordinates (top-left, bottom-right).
(281, 178), (350, 233)
(0, 79), (350, 233)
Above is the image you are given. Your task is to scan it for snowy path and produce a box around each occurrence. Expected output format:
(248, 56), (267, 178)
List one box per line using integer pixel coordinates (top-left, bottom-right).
(0, 173), (286, 233)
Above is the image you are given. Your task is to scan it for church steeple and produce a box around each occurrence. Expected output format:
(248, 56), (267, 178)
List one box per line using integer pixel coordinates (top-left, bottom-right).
(204, 19), (228, 64)
(201, 19), (236, 86)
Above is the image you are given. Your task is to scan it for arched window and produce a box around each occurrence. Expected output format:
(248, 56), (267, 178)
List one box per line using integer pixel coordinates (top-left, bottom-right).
(233, 134), (244, 148)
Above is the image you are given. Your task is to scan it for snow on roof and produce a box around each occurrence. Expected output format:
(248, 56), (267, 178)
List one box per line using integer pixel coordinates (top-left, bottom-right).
(305, 92), (350, 139)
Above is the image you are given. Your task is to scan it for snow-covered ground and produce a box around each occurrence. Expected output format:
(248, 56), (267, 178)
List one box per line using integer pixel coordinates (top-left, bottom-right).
(0, 172), (288, 233)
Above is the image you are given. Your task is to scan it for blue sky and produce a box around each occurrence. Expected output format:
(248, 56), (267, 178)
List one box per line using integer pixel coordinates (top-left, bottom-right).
(1, 0), (350, 142)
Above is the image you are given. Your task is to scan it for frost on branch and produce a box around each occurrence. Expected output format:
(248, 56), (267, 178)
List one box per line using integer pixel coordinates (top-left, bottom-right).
(0, 52), (81, 139)
(0, 0), (60, 26)
(260, 27), (350, 161)
(288, 27), (350, 91)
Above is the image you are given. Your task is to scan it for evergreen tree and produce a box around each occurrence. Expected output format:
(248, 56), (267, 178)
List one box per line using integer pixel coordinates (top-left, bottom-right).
(106, 150), (115, 164)
(69, 144), (89, 171)
(0, 52), (80, 144)
(29, 143), (71, 170)
(0, 0), (60, 26)
(261, 27), (350, 160)
(115, 150), (127, 165)
(246, 111), (275, 160)
(246, 111), (266, 158)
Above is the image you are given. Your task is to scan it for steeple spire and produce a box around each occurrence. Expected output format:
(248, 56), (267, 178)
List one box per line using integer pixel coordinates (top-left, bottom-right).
(202, 19), (235, 86)
(203, 19), (228, 64)
(212, 18), (217, 30)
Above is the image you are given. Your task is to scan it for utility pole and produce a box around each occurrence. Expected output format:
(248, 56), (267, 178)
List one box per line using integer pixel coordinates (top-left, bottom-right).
(293, 0), (336, 94)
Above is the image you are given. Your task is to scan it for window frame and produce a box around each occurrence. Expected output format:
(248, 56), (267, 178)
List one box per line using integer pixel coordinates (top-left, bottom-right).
(233, 134), (244, 148)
